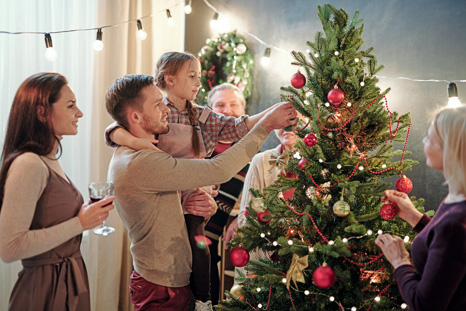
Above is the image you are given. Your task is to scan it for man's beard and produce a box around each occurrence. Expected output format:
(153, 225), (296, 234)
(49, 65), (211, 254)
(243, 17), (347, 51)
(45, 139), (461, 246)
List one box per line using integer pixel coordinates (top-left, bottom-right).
(142, 115), (169, 135)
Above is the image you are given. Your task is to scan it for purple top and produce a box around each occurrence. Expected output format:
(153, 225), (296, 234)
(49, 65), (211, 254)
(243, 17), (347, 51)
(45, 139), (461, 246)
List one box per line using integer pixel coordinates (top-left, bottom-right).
(395, 200), (466, 311)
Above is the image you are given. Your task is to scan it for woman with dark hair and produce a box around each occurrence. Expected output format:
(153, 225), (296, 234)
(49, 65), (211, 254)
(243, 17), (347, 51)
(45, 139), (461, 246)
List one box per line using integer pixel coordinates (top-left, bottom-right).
(0, 72), (114, 311)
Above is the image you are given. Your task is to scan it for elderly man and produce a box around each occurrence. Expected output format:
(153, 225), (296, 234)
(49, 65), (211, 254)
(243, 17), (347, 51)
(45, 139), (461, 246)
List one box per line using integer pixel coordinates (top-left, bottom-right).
(106, 75), (297, 311)
(203, 83), (250, 305)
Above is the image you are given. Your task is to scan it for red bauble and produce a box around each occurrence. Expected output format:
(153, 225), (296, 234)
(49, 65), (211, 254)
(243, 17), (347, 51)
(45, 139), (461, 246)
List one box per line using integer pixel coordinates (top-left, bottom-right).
(291, 71), (306, 89)
(298, 158), (310, 171)
(244, 209), (249, 217)
(380, 202), (399, 220)
(270, 251), (280, 263)
(230, 247), (250, 267)
(282, 188), (295, 201)
(281, 171), (298, 179)
(327, 88), (345, 106)
(257, 210), (271, 224)
(313, 265), (337, 289)
(395, 175), (413, 194)
(304, 133), (318, 147)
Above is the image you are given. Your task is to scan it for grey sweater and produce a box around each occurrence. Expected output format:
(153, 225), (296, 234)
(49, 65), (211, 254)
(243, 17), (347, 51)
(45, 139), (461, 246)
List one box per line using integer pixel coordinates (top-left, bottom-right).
(107, 124), (269, 287)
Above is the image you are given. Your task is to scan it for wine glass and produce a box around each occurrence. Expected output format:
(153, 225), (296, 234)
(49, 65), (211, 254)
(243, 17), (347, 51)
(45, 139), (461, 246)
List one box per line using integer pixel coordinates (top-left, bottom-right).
(89, 181), (115, 236)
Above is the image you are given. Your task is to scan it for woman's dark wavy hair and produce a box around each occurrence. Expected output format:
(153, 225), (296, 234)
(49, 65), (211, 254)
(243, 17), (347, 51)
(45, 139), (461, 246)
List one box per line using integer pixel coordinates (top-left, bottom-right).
(0, 72), (67, 210)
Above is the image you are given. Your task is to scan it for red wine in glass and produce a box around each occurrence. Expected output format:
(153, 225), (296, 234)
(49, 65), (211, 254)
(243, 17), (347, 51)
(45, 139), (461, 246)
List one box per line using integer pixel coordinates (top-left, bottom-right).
(89, 181), (115, 236)
(90, 196), (103, 204)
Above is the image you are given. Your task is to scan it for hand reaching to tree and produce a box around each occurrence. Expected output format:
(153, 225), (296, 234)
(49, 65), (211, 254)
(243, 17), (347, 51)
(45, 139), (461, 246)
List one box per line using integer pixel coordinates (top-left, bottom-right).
(382, 190), (423, 227)
(375, 234), (412, 269)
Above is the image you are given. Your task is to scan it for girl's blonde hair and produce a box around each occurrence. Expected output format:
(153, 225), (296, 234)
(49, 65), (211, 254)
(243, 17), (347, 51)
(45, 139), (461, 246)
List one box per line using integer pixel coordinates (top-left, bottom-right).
(432, 105), (466, 195)
(155, 52), (202, 157)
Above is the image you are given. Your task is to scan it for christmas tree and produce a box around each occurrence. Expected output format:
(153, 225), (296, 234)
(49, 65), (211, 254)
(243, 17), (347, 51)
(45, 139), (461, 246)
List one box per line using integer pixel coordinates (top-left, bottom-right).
(218, 4), (431, 311)
(197, 30), (254, 106)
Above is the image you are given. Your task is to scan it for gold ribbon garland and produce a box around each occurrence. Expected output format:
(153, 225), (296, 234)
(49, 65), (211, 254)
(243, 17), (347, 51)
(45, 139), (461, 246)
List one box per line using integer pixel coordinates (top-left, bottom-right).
(286, 253), (309, 289)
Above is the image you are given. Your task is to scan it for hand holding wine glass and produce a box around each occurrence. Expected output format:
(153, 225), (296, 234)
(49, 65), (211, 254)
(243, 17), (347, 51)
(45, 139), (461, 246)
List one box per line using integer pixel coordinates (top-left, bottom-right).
(88, 181), (116, 236)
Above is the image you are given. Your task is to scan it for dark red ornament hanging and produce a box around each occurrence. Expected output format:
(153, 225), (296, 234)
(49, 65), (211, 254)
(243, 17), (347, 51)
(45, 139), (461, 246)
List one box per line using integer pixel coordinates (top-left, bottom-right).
(304, 133), (318, 147)
(298, 158), (310, 171)
(257, 210), (271, 224)
(313, 264), (337, 289)
(280, 171), (298, 179)
(230, 247), (250, 267)
(282, 188), (295, 201)
(270, 251), (280, 263)
(380, 202), (399, 220)
(291, 70), (306, 89)
(327, 88), (345, 106)
(395, 175), (413, 194)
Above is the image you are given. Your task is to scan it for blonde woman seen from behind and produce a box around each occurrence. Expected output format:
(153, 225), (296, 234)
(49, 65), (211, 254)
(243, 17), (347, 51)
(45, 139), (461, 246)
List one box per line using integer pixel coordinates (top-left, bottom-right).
(376, 105), (466, 311)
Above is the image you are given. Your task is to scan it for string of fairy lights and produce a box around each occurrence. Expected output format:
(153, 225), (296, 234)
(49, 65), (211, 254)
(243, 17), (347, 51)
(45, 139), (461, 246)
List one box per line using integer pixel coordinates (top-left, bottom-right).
(1, 0), (464, 90)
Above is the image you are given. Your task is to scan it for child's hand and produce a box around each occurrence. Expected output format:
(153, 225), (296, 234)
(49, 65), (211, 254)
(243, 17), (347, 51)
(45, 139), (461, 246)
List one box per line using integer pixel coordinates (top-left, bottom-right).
(112, 127), (158, 150)
(129, 136), (159, 151)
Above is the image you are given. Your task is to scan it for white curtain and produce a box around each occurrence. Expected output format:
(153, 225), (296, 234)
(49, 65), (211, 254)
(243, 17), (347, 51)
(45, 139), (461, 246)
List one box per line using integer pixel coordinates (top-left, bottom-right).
(0, 1), (185, 310)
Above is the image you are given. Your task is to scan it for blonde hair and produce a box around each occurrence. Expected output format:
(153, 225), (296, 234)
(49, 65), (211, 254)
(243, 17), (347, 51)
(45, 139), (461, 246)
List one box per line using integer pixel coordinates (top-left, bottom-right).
(154, 52), (202, 157)
(432, 105), (466, 195)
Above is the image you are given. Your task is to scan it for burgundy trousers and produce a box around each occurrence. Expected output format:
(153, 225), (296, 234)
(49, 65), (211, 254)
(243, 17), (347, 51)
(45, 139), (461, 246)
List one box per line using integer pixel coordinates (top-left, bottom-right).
(129, 270), (190, 311)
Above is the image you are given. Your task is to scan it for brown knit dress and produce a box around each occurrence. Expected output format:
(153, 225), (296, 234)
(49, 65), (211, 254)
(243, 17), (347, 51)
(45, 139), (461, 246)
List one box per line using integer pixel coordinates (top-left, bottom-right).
(8, 165), (90, 311)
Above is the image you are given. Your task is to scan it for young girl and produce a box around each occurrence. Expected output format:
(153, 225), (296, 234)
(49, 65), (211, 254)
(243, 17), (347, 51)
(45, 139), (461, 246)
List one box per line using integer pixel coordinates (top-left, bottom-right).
(105, 52), (275, 310)
(0, 72), (114, 311)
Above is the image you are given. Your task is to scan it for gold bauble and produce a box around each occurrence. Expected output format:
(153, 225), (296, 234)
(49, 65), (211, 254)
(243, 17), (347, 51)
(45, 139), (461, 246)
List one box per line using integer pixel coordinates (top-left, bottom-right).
(333, 200), (350, 217)
(250, 197), (265, 213)
(229, 284), (245, 301)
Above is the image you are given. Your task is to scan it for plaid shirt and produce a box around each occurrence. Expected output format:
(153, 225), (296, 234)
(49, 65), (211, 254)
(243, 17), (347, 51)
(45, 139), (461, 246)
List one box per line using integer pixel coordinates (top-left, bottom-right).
(164, 97), (249, 156)
(105, 98), (249, 157)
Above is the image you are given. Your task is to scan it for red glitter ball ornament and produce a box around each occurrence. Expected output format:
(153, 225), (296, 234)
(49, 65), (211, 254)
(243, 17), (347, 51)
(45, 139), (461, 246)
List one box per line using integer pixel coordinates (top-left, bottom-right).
(229, 247), (250, 267)
(327, 88), (345, 106)
(298, 158), (310, 171)
(313, 264), (337, 289)
(304, 133), (318, 147)
(291, 71), (306, 89)
(395, 175), (413, 194)
(257, 210), (271, 224)
(380, 202), (399, 220)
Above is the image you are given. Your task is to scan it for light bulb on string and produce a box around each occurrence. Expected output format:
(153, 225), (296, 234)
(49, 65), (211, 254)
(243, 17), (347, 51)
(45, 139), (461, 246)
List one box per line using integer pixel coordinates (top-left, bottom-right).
(44, 33), (57, 61)
(136, 19), (147, 40)
(210, 12), (219, 29)
(216, 15), (232, 33)
(93, 28), (103, 51)
(447, 82), (462, 108)
(184, 0), (192, 14)
(166, 9), (175, 26)
(261, 46), (271, 67)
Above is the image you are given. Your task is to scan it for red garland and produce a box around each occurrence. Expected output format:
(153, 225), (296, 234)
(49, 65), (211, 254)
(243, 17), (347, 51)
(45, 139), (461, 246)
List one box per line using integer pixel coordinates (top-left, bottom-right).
(367, 284), (391, 311)
(287, 204), (328, 242)
(343, 253), (384, 266)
